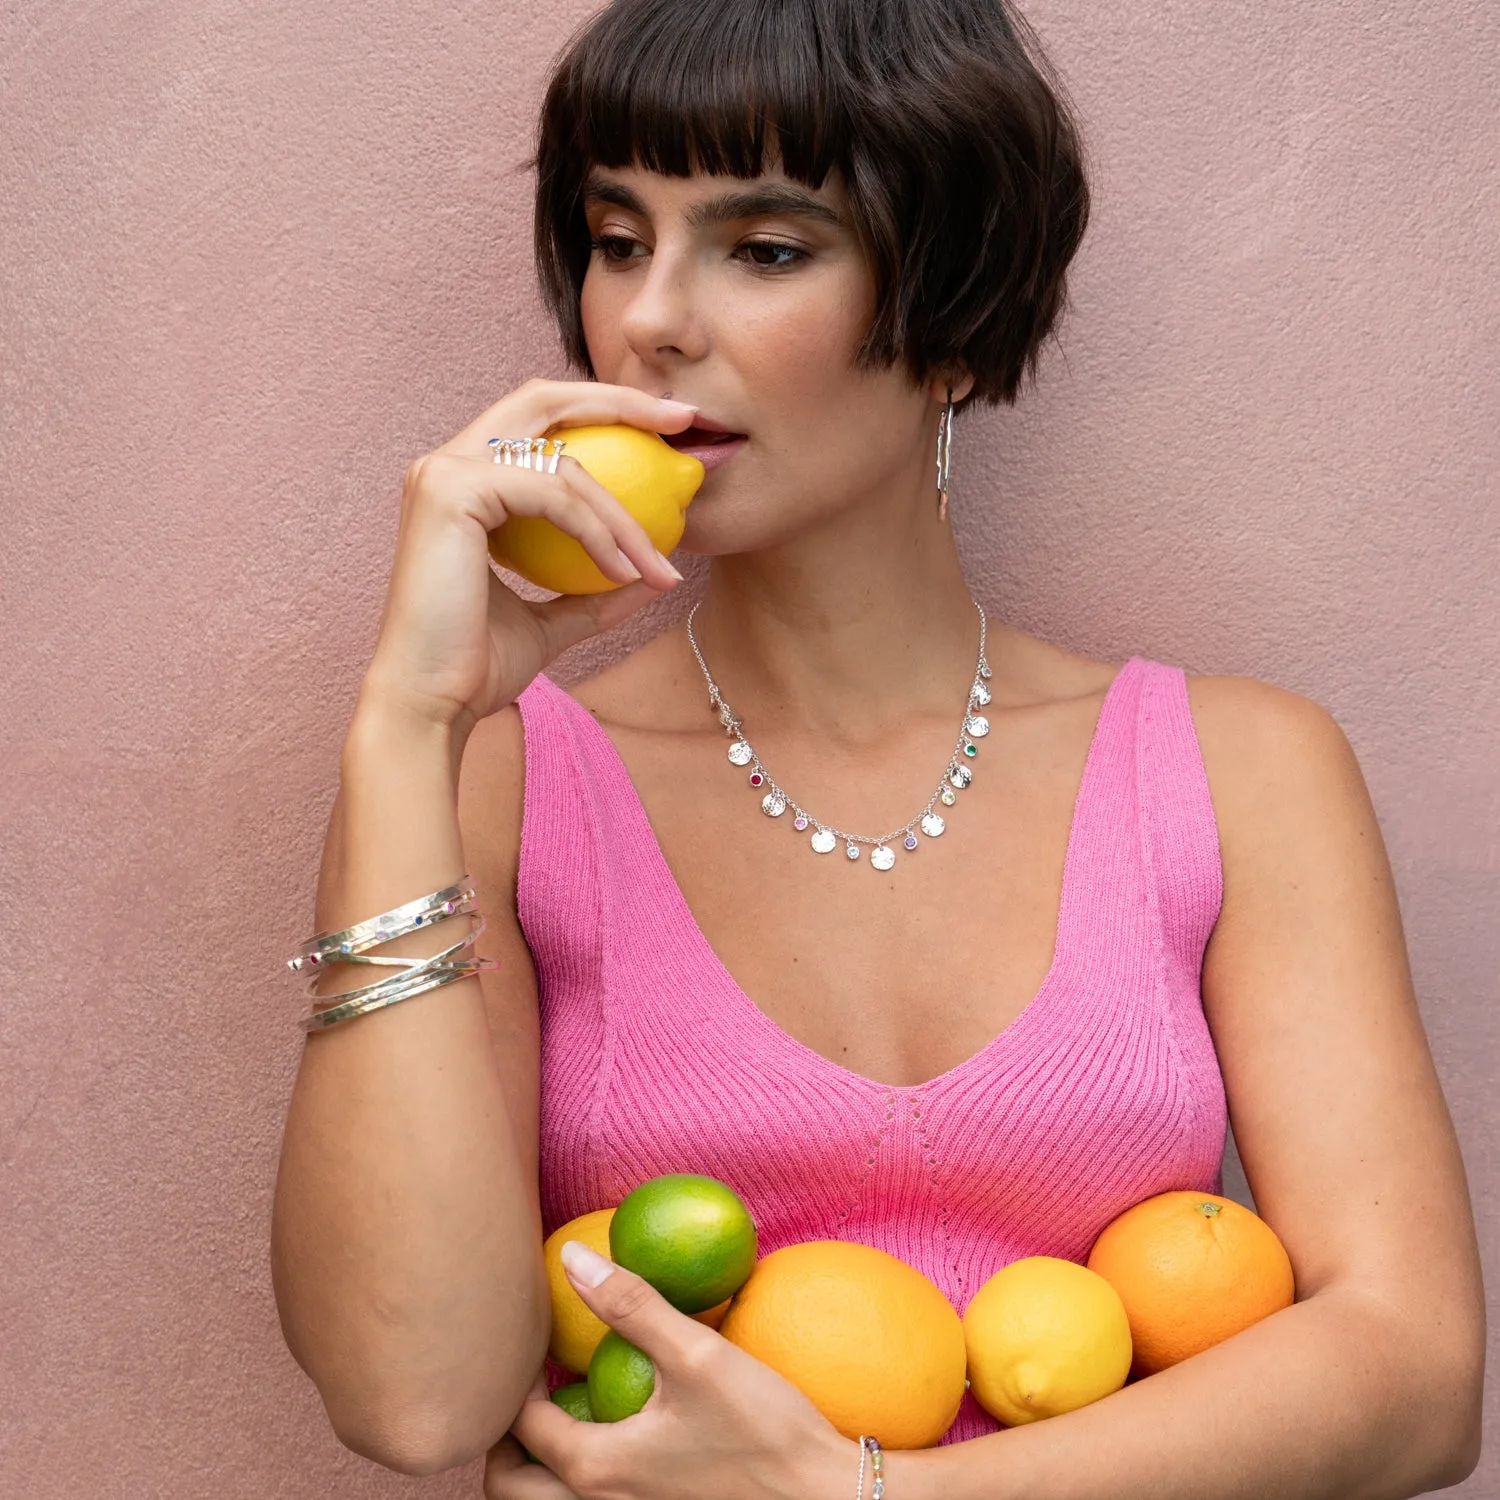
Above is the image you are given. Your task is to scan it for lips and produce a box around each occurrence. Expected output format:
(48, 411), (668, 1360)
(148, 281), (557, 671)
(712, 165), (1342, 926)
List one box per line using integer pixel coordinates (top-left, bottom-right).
(662, 422), (746, 449)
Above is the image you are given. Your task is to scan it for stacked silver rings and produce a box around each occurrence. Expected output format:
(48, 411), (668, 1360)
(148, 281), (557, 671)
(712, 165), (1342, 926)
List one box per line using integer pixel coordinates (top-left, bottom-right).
(488, 436), (567, 474)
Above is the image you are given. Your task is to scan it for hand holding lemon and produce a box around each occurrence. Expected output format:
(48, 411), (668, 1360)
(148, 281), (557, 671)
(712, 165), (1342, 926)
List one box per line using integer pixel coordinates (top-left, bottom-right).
(360, 380), (698, 734)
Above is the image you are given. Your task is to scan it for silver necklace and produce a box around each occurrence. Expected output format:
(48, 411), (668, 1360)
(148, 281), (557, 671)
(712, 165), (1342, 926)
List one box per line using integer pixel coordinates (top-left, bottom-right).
(684, 599), (992, 870)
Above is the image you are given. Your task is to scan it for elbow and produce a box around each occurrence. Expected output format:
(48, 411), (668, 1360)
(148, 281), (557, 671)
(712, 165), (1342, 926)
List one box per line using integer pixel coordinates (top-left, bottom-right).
(325, 1397), (505, 1477)
(1413, 1328), (1486, 1492)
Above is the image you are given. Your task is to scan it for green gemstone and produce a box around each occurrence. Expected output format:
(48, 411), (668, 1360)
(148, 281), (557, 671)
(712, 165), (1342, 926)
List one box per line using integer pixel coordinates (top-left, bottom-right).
(963, 742), (978, 757)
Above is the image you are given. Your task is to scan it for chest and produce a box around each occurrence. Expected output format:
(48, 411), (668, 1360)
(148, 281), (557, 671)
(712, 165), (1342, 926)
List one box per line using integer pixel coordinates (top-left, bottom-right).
(593, 700), (1105, 1088)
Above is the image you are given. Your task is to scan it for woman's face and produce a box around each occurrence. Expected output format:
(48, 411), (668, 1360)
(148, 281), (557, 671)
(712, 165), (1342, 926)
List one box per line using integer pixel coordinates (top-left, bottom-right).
(578, 162), (945, 555)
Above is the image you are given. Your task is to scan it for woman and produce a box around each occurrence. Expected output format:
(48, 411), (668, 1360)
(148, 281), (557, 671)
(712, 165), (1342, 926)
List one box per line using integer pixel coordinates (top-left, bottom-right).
(270, 0), (1485, 1495)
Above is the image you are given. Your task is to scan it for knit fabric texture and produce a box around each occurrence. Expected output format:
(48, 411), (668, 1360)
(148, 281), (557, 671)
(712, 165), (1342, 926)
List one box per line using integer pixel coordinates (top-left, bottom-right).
(515, 655), (1227, 1442)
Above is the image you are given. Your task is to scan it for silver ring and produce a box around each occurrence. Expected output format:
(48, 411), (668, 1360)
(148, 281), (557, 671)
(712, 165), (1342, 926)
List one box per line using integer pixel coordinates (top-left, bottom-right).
(486, 436), (566, 474)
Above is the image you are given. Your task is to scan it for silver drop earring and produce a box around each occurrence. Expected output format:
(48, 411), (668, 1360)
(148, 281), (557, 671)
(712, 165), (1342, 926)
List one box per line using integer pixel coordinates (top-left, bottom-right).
(936, 387), (955, 521)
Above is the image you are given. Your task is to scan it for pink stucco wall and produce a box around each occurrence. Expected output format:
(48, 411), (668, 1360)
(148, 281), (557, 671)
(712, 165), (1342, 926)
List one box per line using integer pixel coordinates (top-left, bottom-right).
(2, 1), (1494, 1494)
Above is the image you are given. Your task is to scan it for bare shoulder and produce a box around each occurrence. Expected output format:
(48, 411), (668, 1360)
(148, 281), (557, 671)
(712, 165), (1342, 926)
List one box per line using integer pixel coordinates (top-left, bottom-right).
(1182, 673), (1371, 846)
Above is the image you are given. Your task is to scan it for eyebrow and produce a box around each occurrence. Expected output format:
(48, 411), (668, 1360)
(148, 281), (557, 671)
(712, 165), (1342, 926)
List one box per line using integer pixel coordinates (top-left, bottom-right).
(582, 178), (845, 230)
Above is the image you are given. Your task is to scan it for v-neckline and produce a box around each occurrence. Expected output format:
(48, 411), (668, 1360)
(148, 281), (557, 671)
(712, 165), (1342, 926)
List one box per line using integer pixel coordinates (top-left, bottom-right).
(545, 657), (1138, 1096)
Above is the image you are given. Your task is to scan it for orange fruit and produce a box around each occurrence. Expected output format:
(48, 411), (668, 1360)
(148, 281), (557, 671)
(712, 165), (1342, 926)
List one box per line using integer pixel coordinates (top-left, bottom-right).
(1086, 1191), (1295, 1376)
(719, 1240), (966, 1448)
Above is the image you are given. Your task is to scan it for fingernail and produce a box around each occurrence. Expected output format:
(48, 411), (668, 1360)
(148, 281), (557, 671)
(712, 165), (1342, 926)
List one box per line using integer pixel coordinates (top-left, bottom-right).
(616, 548), (642, 580)
(561, 1240), (616, 1288)
(656, 551), (684, 581)
(661, 399), (699, 410)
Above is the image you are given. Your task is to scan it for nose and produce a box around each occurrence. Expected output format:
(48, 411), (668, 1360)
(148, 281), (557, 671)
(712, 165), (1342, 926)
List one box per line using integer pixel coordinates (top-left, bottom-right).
(618, 240), (709, 368)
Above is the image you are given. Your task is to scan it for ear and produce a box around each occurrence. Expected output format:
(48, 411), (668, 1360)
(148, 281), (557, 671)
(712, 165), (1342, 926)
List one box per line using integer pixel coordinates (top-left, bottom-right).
(929, 368), (976, 405)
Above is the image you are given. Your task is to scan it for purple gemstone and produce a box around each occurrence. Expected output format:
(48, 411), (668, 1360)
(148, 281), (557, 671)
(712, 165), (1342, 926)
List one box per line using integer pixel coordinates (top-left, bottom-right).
(793, 815), (809, 830)
(904, 833), (919, 850)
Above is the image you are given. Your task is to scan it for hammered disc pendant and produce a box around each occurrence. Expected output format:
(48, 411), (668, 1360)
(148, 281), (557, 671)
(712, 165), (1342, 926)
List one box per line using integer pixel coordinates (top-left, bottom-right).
(762, 792), (786, 817)
(971, 681), (992, 707)
(871, 845), (896, 871)
(949, 763), (973, 789)
(921, 812), (946, 838)
(966, 714), (990, 739)
(810, 828), (837, 854)
(728, 740), (753, 766)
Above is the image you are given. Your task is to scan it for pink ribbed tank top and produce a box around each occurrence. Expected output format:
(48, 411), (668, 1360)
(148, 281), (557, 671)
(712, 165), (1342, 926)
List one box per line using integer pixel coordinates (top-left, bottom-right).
(515, 655), (1227, 1442)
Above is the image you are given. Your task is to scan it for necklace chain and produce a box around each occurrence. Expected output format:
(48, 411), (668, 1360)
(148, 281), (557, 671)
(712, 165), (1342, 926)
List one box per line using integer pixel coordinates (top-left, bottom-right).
(684, 599), (992, 867)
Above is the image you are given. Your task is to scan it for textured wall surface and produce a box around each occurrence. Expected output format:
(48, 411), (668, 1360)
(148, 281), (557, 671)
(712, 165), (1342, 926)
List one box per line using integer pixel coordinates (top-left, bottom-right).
(2, 0), (1495, 1494)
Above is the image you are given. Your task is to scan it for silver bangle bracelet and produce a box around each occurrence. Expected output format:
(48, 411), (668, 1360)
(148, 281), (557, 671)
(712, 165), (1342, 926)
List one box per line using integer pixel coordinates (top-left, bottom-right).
(301, 961), (487, 1033)
(287, 879), (476, 974)
(300, 915), (487, 1004)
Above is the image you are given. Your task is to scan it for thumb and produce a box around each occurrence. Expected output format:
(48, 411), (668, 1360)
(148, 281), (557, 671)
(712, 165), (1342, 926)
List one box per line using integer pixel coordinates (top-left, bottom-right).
(526, 577), (666, 661)
(561, 1240), (708, 1371)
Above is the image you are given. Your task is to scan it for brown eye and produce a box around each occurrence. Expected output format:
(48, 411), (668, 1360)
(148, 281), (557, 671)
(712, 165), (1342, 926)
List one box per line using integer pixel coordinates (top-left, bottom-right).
(590, 235), (641, 262)
(738, 240), (806, 269)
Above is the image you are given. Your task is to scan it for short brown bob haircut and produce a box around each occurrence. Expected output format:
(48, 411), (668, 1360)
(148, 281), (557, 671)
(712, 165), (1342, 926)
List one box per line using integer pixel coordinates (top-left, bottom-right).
(532, 0), (1090, 407)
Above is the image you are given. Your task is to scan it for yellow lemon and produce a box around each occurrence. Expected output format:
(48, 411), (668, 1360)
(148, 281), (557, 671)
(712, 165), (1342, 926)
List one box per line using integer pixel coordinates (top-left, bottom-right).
(488, 424), (704, 594)
(963, 1256), (1132, 1425)
(543, 1208), (616, 1374)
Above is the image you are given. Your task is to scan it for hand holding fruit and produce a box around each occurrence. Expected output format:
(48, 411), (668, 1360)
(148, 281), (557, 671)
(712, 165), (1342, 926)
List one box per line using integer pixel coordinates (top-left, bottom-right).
(487, 1242), (856, 1500)
(360, 380), (700, 734)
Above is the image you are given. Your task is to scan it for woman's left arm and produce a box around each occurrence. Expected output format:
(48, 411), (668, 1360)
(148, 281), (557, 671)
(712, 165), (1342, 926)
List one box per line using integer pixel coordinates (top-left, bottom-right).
(903, 677), (1487, 1500)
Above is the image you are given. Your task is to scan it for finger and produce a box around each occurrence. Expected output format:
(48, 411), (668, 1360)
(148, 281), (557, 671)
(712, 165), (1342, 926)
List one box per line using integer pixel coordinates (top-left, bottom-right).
(447, 379), (699, 456)
(483, 1432), (580, 1498)
(555, 455), (684, 590)
(521, 579), (665, 663)
(424, 454), (645, 585)
(558, 1240), (713, 1373)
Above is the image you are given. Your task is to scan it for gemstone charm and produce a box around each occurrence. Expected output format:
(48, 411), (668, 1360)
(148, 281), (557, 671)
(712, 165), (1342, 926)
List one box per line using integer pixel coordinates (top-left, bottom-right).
(949, 763), (973, 789)
(921, 812), (946, 837)
(904, 832), (919, 850)
(965, 714), (990, 738)
(871, 844), (896, 870)
(940, 787), (957, 806)
(762, 792), (786, 817)
(980, 661), (993, 679)
(811, 828), (837, 854)
(971, 681), (992, 707)
(728, 740), (753, 766)
(749, 772), (764, 787)
(846, 842), (860, 860)
(793, 814), (809, 830)
(963, 741), (978, 758)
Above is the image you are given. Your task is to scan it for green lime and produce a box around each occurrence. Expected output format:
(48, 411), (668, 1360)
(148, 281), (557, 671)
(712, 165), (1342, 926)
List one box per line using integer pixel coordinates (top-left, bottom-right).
(522, 1379), (597, 1462)
(586, 1330), (656, 1422)
(551, 1380), (594, 1421)
(609, 1172), (757, 1313)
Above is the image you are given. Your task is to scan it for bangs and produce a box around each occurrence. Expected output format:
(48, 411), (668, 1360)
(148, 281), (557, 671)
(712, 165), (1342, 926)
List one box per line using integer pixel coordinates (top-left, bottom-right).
(542, 1), (849, 187)
(533, 0), (1091, 407)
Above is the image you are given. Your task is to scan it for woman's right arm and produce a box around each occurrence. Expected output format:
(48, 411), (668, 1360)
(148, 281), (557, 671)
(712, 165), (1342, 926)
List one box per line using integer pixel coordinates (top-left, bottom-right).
(269, 380), (696, 1475)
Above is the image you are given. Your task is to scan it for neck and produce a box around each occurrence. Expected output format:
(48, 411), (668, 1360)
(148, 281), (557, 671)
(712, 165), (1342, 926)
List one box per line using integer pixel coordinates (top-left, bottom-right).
(686, 464), (983, 746)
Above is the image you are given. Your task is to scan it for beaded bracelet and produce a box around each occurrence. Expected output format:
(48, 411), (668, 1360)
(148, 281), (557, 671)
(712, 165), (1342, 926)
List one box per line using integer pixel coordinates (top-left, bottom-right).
(855, 1435), (885, 1500)
(287, 879), (477, 974)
